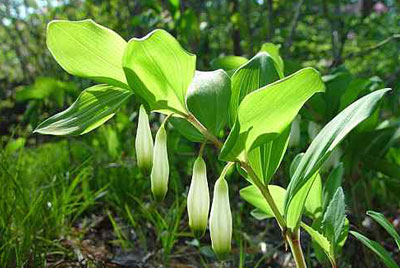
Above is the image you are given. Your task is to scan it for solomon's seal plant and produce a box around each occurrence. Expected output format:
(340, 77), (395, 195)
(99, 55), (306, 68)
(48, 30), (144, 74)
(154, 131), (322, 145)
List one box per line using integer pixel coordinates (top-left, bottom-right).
(35, 19), (391, 267)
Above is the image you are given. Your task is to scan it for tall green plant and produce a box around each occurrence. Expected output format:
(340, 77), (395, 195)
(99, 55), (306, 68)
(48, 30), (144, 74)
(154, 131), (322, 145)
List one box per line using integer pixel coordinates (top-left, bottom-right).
(35, 19), (390, 267)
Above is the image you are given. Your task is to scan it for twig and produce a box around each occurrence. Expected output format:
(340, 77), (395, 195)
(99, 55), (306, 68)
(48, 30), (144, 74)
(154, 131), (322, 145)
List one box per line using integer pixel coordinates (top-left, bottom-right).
(344, 34), (400, 59)
(285, 0), (305, 50)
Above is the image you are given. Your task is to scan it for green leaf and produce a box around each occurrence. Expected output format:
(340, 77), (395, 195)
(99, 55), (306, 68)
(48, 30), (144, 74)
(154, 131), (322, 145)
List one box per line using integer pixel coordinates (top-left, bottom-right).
(350, 231), (399, 268)
(290, 153), (304, 178)
(211, 56), (248, 72)
(186, 70), (231, 136)
(34, 85), (132, 135)
(250, 208), (269, 220)
(229, 52), (281, 125)
(337, 218), (349, 249)
(301, 222), (334, 264)
(248, 127), (290, 184)
(284, 88), (390, 230)
(323, 163), (344, 211)
(239, 185), (286, 219)
(229, 52), (286, 184)
(367, 210), (400, 250)
(322, 187), (346, 245)
(304, 174), (323, 220)
(123, 29), (196, 115)
(259, 43), (284, 78)
(170, 70), (231, 142)
(220, 68), (325, 162)
(47, 20), (128, 88)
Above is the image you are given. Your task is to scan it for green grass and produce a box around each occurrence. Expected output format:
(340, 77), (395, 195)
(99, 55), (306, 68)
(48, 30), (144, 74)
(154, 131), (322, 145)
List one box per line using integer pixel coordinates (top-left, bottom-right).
(0, 122), (200, 267)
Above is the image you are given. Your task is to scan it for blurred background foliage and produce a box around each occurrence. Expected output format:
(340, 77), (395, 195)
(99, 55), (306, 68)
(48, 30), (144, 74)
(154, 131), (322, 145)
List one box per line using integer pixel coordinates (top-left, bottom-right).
(1, 0), (400, 268)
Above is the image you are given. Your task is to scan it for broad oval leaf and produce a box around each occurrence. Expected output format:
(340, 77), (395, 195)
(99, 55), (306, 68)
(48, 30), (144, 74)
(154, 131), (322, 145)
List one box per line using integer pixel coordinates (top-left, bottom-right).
(220, 67), (325, 162)
(123, 29), (196, 116)
(229, 52), (281, 125)
(186, 70), (231, 136)
(47, 20), (128, 88)
(350, 231), (399, 268)
(170, 70), (231, 142)
(34, 85), (132, 135)
(284, 88), (391, 230)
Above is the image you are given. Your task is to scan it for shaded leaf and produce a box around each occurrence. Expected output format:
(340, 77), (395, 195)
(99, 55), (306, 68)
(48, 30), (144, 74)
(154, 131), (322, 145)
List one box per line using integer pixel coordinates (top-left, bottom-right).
(367, 210), (400, 250)
(322, 187), (346, 245)
(323, 163), (344, 211)
(350, 231), (399, 268)
(186, 70), (231, 136)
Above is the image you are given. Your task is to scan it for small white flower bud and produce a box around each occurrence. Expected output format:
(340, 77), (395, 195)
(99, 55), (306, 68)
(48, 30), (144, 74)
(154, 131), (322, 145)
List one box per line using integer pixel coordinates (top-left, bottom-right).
(150, 123), (169, 201)
(135, 105), (153, 174)
(187, 156), (210, 238)
(209, 175), (232, 259)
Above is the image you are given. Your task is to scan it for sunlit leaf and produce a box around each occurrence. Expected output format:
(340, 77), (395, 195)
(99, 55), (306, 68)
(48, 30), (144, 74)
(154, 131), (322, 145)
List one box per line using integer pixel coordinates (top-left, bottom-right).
(47, 20), (128, 88)
(123, 29), (195, 115)
(211, 56), (248, 72)
(240, 184), (286, 218)
(285, 88), (390, 230)
(304, 174), (323, 219)
(220, 68), (325, 162)
(34, 85), (132, 135)
(229, 52), (281, 125)
(260, 43), (284, 78)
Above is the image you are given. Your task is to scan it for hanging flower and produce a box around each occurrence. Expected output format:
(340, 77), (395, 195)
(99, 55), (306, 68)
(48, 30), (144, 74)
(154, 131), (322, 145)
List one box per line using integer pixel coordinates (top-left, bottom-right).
(135, 105), (153, 174)
(209, 174), (232, 259)
(187, 156), (210, 238)
(150, 123), (169, 201)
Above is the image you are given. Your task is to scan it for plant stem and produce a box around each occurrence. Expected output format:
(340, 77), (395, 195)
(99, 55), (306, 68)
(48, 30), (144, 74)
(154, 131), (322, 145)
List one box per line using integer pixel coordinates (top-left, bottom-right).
(287, 229), (307, 268)
(186, 113), (223, 149)
(239, 161), (287, 232)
